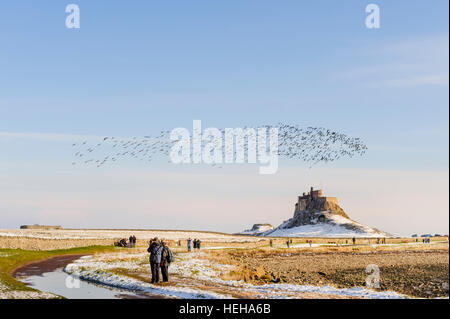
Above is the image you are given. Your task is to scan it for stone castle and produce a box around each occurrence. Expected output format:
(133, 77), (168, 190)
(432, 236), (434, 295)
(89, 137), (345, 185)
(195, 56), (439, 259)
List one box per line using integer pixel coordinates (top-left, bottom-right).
(295, 187), (338, 212)
(289, 187), (349, 226)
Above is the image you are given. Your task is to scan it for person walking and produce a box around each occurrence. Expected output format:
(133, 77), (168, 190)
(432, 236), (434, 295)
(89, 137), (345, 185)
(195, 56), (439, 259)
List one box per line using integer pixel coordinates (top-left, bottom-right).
(269, 239), (273, 248)
(352, 237), (356, 245)
(148, 237), (162, 283)
(160, 241), (174, 282)
(197, 239), (201, 250)
(286, 240), (290, 248)
(187, 238), (192, 252)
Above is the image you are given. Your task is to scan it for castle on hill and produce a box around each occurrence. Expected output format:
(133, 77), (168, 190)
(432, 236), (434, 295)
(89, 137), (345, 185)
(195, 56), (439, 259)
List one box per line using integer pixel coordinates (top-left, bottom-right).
(241, 186), (391, 237)
(295, 187), (338, 212)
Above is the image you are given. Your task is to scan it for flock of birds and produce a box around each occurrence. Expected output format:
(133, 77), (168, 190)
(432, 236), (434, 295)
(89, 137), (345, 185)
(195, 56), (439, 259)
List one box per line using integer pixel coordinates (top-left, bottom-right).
(276, 124), (367, 165)
(71, 124), (368, 168)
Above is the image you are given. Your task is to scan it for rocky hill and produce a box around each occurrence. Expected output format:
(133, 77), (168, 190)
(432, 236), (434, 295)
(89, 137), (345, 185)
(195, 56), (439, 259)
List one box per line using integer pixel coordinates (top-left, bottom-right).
(238, 223), (273, 235)
(261, 187), (390, 238)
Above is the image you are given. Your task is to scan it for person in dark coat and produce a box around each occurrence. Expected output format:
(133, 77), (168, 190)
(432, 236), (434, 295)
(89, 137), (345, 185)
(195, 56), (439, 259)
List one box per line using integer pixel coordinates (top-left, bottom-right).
(160, 241), (173, 282)
(148, 237), (162, 283)
(129, 236), (133, 248)
(196, 239), (201, 250)
(119, 238), (127, 247)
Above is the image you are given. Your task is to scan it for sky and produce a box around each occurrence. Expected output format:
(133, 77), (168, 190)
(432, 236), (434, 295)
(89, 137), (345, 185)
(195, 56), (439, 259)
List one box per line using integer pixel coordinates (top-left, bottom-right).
(0, 1), (448, 236)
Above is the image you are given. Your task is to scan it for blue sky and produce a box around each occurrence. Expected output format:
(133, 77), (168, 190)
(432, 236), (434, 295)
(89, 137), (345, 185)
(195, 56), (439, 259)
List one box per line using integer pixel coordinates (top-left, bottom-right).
(0, 1), (448, 234)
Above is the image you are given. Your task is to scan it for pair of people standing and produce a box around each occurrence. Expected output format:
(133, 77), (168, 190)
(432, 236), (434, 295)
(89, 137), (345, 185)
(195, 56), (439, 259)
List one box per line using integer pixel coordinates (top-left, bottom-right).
(187, 238), (201, 252)
(193, 238), (201, 250)
(147, 238), (174, 283)
(129, 235), (137, 248)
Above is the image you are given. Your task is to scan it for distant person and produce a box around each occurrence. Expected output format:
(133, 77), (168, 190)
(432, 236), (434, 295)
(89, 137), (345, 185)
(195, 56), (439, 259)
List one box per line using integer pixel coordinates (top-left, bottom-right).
(286, 240), (290, 248)
(194, 239), (200, 250)
(119, 238), (127, 247)
(131, 235), (136, 247)
(187, 238), (192, 252)
(193, 239), (197, 250)
(197, 239), (201, 250)
(160, 241), (174, 282)
(129, 235), (133, 248)
(269, 239), (273, 247)
(148, 237), (162, 283)
(352, 237), (356, 245)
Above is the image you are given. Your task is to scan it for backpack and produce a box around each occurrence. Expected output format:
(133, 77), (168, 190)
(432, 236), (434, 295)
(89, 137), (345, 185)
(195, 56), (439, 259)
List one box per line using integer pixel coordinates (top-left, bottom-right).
(166, 247), (175, 263)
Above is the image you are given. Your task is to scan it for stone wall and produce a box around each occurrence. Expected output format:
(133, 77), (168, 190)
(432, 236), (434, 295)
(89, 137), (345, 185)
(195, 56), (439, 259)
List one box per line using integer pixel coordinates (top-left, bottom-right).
(20, 225), (63, 230)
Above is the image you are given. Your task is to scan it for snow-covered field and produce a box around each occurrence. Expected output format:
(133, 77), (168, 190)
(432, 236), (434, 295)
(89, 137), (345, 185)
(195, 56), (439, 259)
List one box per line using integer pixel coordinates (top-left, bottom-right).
(263, 214), (388, 238)
(0, 282), (58, 299)
(63, 251), (409, 299)
(0, 229), (259, 242)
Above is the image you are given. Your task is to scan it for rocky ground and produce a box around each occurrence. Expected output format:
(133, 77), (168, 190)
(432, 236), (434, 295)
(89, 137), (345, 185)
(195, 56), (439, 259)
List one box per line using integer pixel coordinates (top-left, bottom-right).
(211, 244), (449, 298)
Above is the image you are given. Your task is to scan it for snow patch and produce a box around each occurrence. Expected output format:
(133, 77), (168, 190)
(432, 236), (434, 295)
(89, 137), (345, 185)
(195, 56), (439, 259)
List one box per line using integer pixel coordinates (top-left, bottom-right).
(238, 224), (274, 236)
(64, 254), (232, 299)
(264, 214), (387, 238)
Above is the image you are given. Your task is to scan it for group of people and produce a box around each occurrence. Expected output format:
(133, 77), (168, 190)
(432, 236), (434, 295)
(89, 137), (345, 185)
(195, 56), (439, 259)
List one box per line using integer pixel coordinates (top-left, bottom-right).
(147, 237), (174, 283)
(114, 235), (137, 248)
(186, 238), (201, 252)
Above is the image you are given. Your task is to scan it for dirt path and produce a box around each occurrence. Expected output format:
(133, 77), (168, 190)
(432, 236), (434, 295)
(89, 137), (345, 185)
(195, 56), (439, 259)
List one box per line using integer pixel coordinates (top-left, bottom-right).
(12, 254), (172, 299)
(12, 255), (87, 279)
